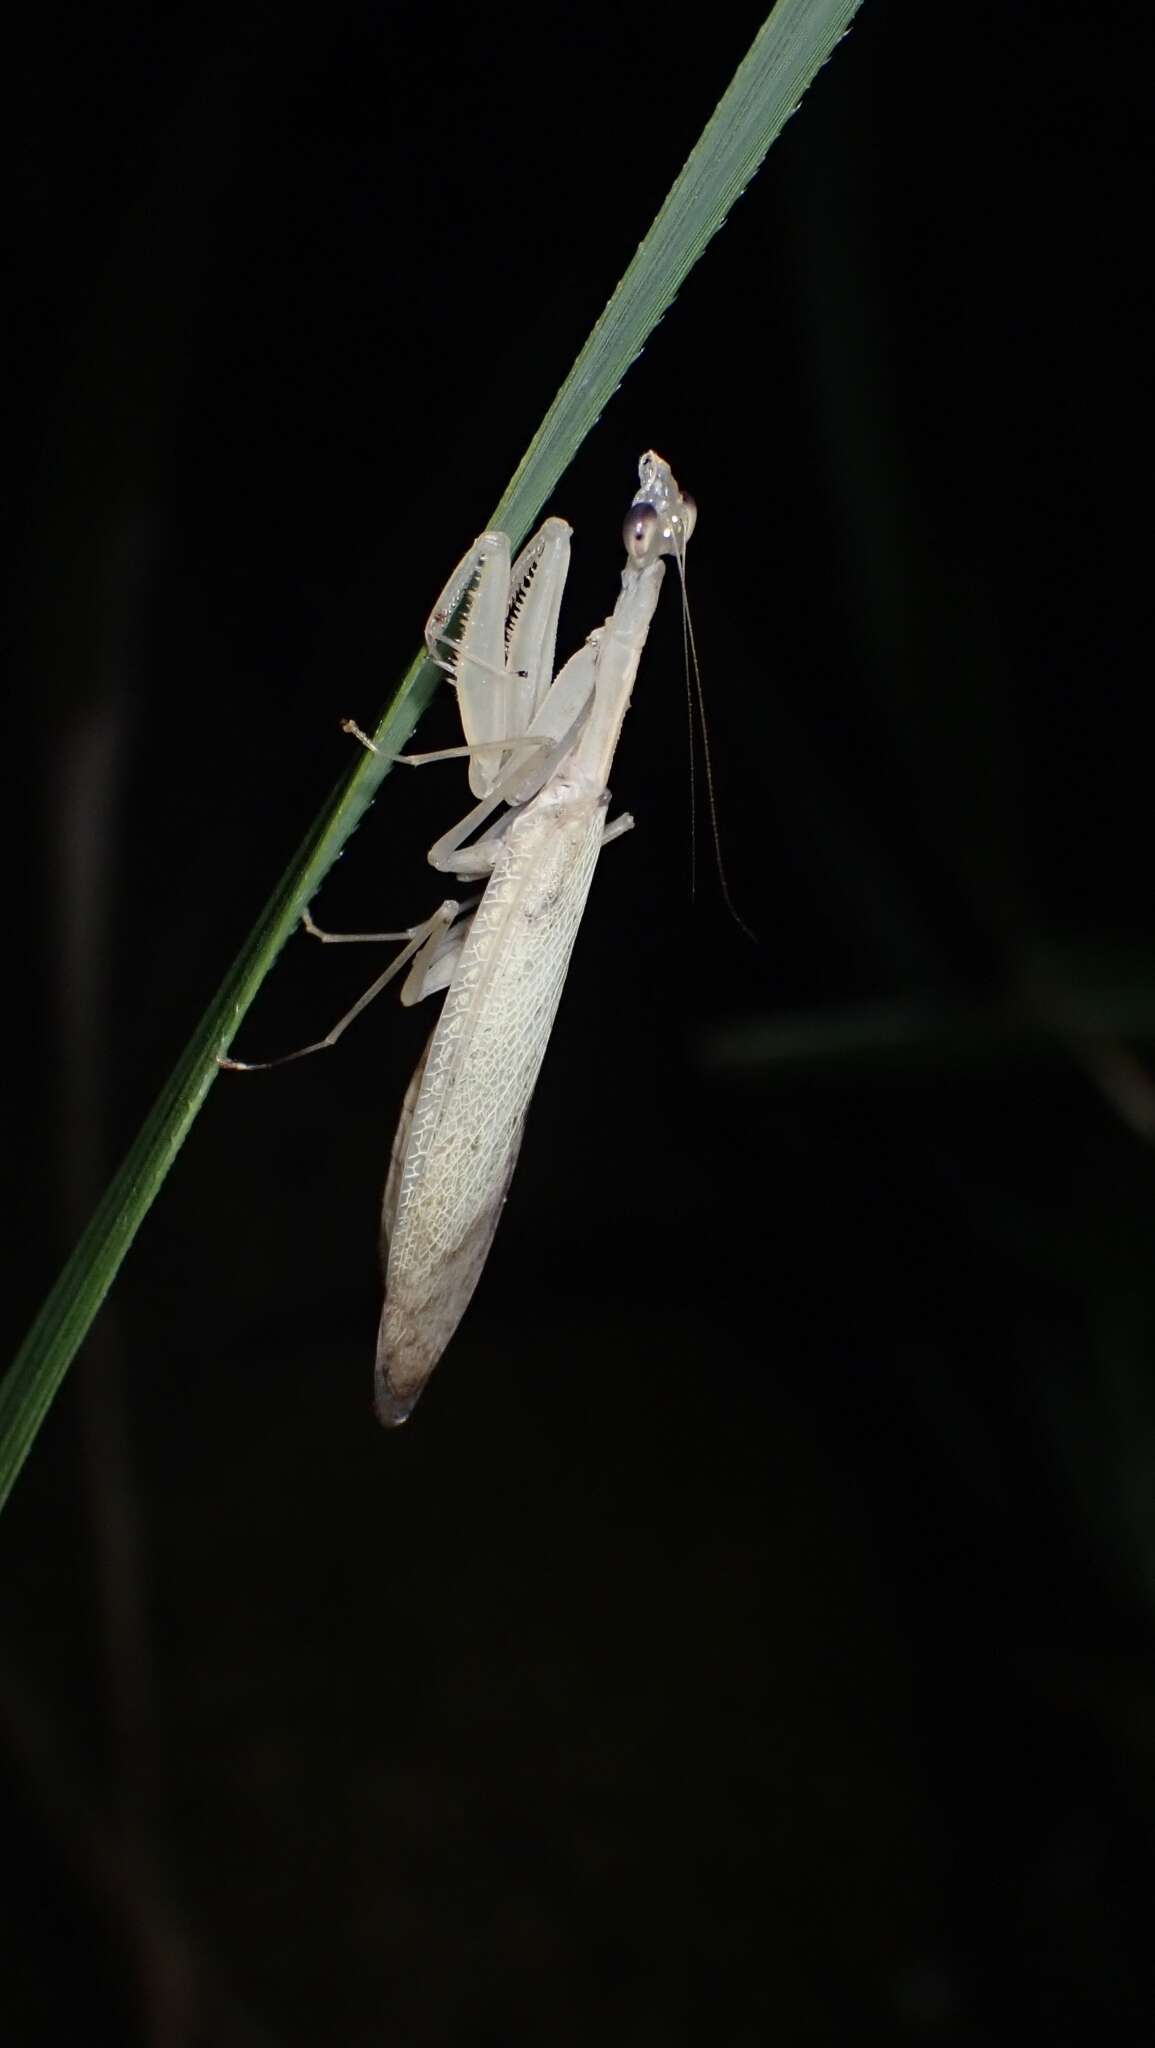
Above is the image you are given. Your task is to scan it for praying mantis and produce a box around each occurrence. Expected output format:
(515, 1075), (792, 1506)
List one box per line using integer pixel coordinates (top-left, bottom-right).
(226, 452), (695, 1423)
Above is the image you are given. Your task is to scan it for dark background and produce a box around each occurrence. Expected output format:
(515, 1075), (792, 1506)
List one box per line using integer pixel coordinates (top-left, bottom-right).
(3, 2), (1154, 2040)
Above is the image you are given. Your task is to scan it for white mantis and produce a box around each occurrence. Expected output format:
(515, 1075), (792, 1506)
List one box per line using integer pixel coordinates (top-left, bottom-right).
(227, 452), (695, 1423)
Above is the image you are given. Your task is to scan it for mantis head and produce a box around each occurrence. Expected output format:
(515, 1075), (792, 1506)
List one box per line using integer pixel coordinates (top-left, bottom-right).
(623, 450), (696, 569)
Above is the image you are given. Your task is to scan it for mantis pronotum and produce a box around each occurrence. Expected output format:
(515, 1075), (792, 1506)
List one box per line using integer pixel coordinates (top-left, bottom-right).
(227, 452), (695, 1423)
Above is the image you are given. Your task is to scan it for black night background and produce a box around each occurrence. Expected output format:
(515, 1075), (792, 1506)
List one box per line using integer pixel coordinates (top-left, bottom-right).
(3, 4), (1154, 2040)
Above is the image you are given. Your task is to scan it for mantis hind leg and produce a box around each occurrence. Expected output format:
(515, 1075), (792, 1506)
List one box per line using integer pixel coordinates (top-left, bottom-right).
(217, 900), (464, 1070)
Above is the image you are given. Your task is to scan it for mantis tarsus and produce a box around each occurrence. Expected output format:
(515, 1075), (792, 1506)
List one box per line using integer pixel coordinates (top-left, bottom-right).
(226, 452), (695, 1424)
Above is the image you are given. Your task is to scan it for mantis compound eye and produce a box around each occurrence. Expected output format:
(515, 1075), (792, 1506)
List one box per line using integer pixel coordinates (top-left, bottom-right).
(624, 501), (661, 563)
(674, 493), (697, 546)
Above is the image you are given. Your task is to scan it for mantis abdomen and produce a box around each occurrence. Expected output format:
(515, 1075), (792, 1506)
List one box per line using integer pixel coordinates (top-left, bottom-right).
(375, 782), (607, 1422)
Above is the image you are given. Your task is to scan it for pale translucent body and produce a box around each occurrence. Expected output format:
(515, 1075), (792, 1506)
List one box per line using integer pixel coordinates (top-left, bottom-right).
(377, 789), (605, 1419)
(375, 454), (694, 1424)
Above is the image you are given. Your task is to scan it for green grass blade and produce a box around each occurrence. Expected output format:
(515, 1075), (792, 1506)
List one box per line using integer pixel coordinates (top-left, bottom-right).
(488, 0), (866, 544)
(0, 0), (865, 1509)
